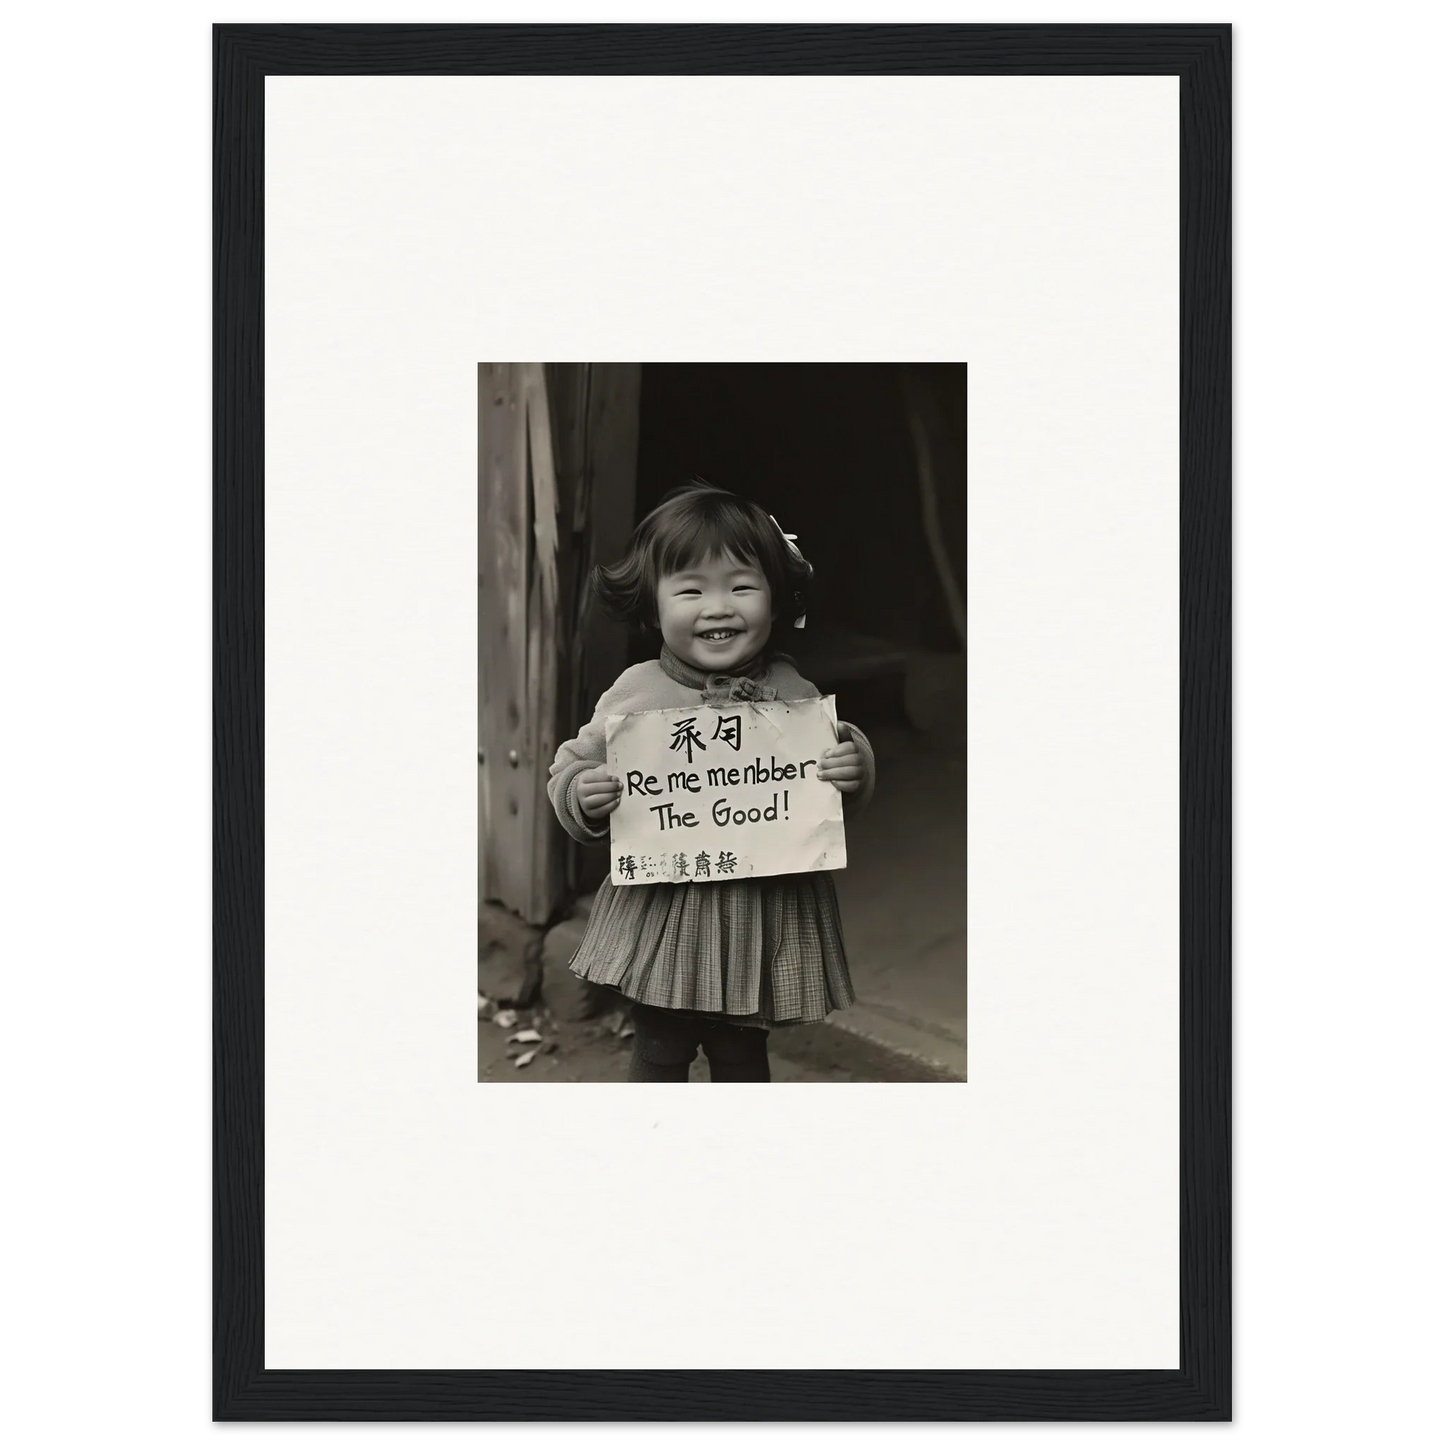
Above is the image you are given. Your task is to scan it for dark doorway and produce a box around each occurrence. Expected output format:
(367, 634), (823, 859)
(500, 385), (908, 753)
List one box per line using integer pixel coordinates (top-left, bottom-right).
(634, 363), (966, 734)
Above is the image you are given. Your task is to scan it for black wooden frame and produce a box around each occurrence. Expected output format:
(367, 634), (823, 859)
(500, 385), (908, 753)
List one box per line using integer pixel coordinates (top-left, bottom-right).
(215, 23), (1229, 1421)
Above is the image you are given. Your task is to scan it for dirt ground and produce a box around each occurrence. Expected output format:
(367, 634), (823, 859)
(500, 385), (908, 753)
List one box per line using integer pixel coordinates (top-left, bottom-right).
(828, 721), (968, 1077)
(477, 997), (952, 1083)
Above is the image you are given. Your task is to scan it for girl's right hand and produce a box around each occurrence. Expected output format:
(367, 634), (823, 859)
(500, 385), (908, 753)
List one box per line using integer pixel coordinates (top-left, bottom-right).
(576, 767), (623, 820)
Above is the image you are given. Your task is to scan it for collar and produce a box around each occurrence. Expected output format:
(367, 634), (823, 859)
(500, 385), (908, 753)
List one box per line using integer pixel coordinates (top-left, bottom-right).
(658, 643), (780, 703)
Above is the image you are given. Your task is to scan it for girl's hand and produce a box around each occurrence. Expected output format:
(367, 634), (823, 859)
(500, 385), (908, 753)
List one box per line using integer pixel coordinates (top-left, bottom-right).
(817, 739), (864, 793)
(576, 767), (623, 819)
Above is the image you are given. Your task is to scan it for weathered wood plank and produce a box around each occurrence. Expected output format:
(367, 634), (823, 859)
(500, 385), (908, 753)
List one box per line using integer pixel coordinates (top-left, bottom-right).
(521, 363), (564, 922)
(580, 364), (641, 719)
(478, 363), (535, 917)
(575, 365), (641, 894)
(542, 364), (589, 899)
(538, 364), (641, 898)
(478, 367), (489, 908)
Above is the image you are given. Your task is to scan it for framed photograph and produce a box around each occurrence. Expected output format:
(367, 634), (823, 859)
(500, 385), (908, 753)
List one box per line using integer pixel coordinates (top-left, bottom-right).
(215, 23), (1229, 1421)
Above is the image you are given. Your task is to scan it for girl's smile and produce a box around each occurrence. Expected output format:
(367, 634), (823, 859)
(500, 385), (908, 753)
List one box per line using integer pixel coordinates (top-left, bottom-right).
(657, 553), (774, 673)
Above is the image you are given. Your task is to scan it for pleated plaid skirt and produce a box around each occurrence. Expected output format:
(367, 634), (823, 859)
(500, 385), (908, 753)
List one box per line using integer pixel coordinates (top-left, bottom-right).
(569, 873), (856, 1026)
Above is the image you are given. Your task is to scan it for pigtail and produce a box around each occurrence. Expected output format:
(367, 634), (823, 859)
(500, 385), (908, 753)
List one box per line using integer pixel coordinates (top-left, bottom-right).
(768, 513), (813, 629)
(590, 551), (654, 629)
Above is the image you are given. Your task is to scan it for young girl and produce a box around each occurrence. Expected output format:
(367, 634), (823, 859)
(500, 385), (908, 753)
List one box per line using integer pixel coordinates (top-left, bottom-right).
(548, 480), (875, 1082)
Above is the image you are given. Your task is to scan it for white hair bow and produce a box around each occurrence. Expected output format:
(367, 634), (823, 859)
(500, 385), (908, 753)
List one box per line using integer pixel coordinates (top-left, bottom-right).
(769, 514), (809, 629)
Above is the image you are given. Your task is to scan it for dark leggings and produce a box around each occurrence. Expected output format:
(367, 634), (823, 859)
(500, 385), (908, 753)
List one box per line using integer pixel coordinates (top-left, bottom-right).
(627, 1001), (771, 1083)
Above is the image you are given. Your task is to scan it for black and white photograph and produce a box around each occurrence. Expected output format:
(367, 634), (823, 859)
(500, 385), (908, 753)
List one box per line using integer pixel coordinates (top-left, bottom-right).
(478, 363), (968, 1082)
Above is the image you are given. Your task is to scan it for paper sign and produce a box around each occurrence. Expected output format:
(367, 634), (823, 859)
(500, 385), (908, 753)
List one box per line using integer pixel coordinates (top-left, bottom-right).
(604, 697), (847, 885)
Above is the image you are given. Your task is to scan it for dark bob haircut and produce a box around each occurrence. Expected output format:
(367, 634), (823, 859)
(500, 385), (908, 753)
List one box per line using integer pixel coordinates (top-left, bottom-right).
(592, 479), (813, 632)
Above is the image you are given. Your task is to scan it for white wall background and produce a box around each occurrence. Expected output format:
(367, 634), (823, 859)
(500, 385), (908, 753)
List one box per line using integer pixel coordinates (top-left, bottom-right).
(264, 68), (1179, 1372)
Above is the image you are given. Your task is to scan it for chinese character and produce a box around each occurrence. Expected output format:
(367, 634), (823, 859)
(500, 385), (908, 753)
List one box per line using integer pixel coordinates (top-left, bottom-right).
(672, 852), (690, 877)
(617, 855), (637, 880)
(693, 851), (711, 878)
(711, 713), (742, 751)
(669, 716), (707, 765)
(716, 851), (738, 875)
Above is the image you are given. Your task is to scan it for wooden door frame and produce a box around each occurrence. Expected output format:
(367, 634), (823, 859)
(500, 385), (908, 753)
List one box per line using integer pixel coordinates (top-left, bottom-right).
(479, 363), (640, 925)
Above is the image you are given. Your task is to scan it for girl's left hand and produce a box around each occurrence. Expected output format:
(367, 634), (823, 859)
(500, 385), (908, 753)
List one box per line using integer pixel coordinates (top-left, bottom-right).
(817, 739), (864, 793)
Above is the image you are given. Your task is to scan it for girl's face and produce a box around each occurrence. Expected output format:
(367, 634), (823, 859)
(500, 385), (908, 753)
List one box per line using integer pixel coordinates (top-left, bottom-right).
(656, 551), (773, 673)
